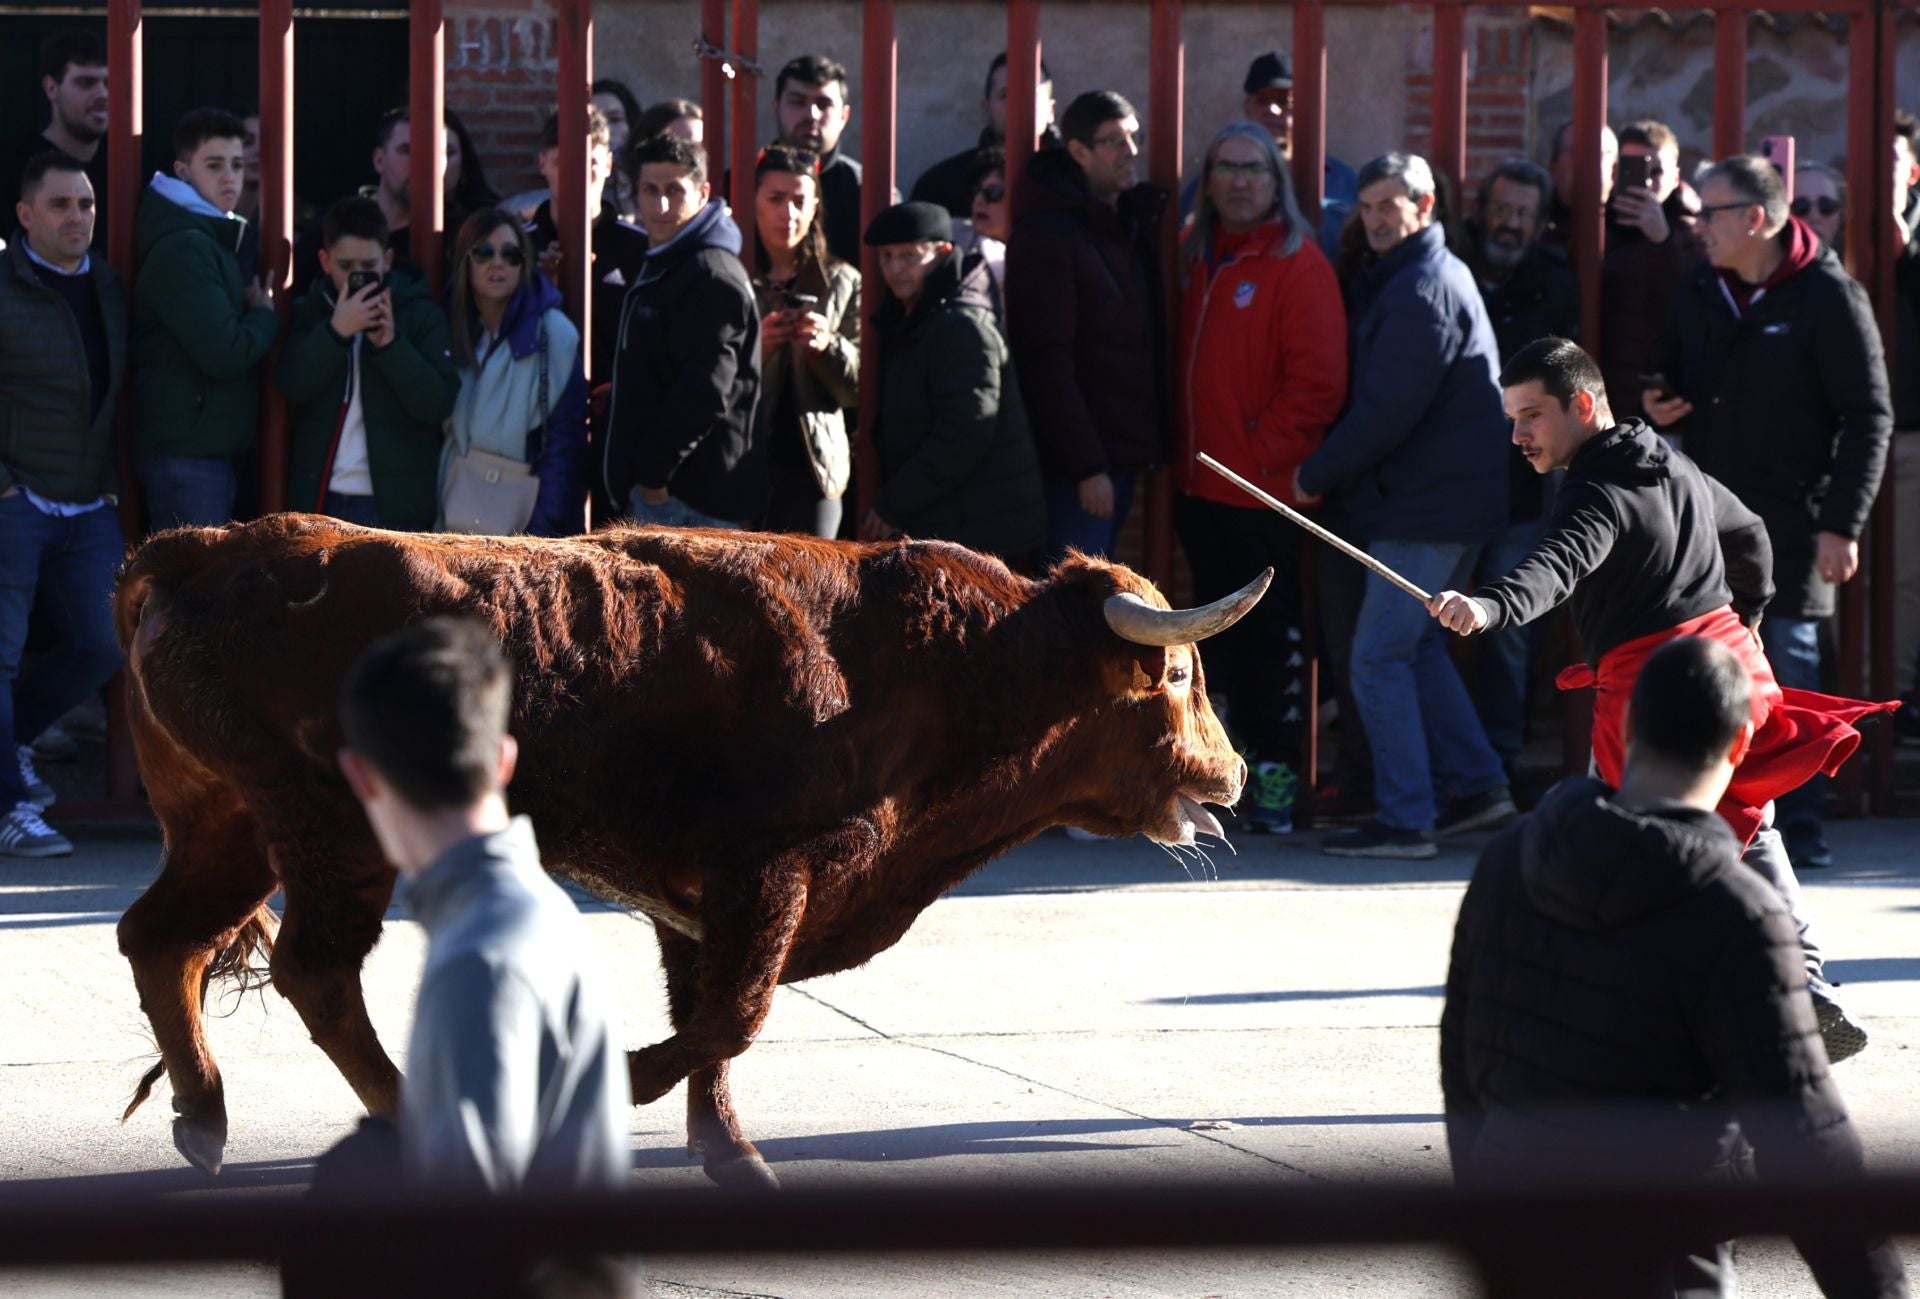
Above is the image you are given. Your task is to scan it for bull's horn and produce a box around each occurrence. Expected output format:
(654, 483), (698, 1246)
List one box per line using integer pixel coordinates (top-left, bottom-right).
(1103, 567), (1273, 647)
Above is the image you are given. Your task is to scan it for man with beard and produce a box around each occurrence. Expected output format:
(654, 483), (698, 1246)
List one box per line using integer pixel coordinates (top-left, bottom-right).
(769, 56), (869, 265)
(1463, 159), (1579, 791)
(1602, 119), (1702, 422)
(1, 32), (111, 245)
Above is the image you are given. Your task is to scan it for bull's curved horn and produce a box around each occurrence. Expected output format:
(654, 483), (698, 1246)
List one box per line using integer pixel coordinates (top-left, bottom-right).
(1103, 567), (1273, 647)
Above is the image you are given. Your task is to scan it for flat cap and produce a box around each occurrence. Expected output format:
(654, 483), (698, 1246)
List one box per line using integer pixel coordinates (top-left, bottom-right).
(864, 200), (954, 247)
(1244, 51), (1294, 95)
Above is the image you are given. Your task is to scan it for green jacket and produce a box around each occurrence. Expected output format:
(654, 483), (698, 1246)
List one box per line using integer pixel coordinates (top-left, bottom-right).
(129, 180), (281, 458)
(277, 268), (459, 530)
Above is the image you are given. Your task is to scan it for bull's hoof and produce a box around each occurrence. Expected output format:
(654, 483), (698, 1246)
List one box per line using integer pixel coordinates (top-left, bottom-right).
(171, 1117), (226, 1176)
(703, 1152), (779, 1192)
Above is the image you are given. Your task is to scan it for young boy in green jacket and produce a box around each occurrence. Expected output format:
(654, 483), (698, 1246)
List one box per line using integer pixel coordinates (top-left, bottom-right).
(130, 107), (280, 528)
(278, 197), (459, 530)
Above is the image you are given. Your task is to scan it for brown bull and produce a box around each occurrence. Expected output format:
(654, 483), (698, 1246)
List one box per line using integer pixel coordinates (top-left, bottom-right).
(113, 514), (1267, 1188)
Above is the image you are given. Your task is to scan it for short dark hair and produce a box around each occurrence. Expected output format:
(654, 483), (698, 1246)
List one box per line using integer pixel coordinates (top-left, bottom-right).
(985, 51), (1053, 99)
(540, 104), (610, 154)
(633, 98), (702, 144)
(1619, 118), (1678, 155)
(173, 107), (248, 162)
(375, 105), (410, 151)
(1499, 336), (1609, 411)
(1628, 637), (1752, 772)
(1700, 154), (1790, 232)
(340, 617), (514, 811)
(1477, 157), (1554, 223)
(39, 30), (105, 85)
(775, 55), (850, 103)
(322, 195), (389, 248)
(627, 131), (707, 184)
(1060, 90), (1135, 149)
(590, 77), (643, 130)
(1896, 110), (1918, 153)
(965, 145), (1007, 194)
(20, 150), (89, 202)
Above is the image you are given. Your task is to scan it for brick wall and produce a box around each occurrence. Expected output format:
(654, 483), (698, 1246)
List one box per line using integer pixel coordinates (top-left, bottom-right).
(1402, 6), (1536, 201)
(447, 0), (559, 199)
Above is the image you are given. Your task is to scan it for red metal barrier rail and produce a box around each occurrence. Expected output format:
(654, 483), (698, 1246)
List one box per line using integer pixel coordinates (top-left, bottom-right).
(89, 0), (1907, 813)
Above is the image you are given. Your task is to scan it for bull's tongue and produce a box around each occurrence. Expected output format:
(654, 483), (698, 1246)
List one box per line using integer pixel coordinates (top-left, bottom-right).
(1178, 793), (1226, 841)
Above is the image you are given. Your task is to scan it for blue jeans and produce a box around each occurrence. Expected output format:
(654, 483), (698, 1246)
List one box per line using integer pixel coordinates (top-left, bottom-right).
(322, 491), (383, 528)
(0, 494), (124, 804)
(137, 454), (236, 529)
(1762, 615), (1825, 832)
(629, 489), (743, 530)
(1351, 539), (1507, 831)
(1472, 517), (1548, 768)
(1041, 472), (1138, 564)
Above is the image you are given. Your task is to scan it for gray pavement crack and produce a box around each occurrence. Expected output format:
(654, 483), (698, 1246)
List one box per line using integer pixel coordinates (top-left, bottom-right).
(784, 988), (1322, 1180)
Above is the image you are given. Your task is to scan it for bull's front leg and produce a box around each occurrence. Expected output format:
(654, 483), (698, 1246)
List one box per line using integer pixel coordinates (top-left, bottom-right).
(631, 854), (809, 1190)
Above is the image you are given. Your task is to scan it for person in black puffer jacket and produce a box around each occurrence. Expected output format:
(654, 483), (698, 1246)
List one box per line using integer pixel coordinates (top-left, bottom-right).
(860, 202), (1042, 562)
(1443, 636), (1908, 1299)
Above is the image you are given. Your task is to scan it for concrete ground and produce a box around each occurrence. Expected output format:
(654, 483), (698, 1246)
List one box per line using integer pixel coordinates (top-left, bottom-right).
(1, 812), (1915, 1297)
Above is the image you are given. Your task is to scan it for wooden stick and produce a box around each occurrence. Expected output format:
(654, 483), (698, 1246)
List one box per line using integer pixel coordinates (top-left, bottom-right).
(1197, 454), (1433, 605)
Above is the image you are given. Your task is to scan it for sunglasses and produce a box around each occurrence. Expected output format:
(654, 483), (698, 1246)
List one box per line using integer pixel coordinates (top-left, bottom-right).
(469, 241), (525, 266)
(1791, 196), (1841, 218)
(973, 182), (1006, 203)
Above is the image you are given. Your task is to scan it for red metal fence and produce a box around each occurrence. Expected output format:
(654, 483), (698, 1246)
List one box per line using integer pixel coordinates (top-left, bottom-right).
(86, 0), (1913, 813)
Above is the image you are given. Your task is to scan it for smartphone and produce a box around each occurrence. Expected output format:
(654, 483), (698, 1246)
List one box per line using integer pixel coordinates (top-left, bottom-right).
(1761, 135), (1796, 202)
(784, 292), (821, 312)
(1617, 153), (1657, 192)
(1638, 371), (1677, 402)
(346, 269), (386, 298)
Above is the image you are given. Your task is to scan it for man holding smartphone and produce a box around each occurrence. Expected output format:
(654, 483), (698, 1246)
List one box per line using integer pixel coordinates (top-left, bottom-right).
(1602, 119), (1702, 423)
(278, 196), (460, 530)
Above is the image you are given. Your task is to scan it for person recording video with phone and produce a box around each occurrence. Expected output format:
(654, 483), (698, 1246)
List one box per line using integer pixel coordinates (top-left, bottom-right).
(279, 196), (460, 530)
(749, 143), (859, 538)
(1601, 119), (1702, 423)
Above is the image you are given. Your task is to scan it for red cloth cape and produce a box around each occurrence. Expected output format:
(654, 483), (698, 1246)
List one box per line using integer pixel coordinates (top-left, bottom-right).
(1555, 606), (1898, 846)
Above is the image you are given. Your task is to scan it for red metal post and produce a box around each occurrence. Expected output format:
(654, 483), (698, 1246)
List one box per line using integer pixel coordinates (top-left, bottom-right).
(855, 0), (897, 526)
(554, 0), (594, 359)
(730, 0), (758, 222)
(1870, 0), (1899, 812)
(1712, 10), (1748, 160)
(257, 0), (293, 516)
(410, 0), (445, 298)
(1430, 0), (1468, 196)
(1571, 6), (1607, 362)
(1143, 0), (1181, 593)
(1292, 0), (1326, 219)
(1006, 0), (1042, 199)
(701, 0), (728, 179)
(105, 0), (144, 807)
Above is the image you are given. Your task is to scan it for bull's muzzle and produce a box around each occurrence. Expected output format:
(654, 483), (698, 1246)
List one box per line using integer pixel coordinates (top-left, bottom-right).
(1103, 567), (1274, 647)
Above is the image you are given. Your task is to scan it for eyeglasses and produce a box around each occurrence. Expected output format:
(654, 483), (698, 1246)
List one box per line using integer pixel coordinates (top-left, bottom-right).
(469, 241), (525, 266)
(1698, 201), (1756, 219)
(1792, 195), (1841, 218)
(1212, 161), (1274, 183)
(1485, 201), (1538, 227)
(973, 181), (1006, 203)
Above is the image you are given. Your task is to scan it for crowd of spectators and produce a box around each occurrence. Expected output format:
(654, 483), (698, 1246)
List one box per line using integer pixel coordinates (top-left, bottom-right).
(1, 27), (1912, 878)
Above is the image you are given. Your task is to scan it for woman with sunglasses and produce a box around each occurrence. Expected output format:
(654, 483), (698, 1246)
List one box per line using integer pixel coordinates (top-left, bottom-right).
(948, 147), (1009, 321)
(1793, 163), (1845, 254)
(750, 143), (860, 538)
(442, 208), (588, 536)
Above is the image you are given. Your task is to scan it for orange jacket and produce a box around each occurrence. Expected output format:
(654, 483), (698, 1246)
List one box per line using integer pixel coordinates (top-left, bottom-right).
(1174, 220), (1348, 509)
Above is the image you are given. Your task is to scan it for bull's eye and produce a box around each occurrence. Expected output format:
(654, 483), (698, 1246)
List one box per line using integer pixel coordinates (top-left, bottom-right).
(1165, 663), (1191, 687)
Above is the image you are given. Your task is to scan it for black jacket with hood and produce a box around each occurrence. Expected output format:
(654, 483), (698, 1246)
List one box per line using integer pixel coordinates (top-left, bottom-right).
(1654, 217), (1890, 620)
(1443, 778), (1907, 1297)
(603, 198), (765, 523)
(1476, 420), (1774, 663)
(872, 248), (1043, 559)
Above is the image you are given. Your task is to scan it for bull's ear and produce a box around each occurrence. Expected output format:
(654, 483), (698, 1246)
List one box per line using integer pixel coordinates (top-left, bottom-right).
(1124, 647), (1169, 694)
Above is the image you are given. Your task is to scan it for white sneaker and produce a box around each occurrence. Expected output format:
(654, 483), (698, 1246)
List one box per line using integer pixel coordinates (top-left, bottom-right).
(0, 802), (71, 858)
(15, 745), (55, 809)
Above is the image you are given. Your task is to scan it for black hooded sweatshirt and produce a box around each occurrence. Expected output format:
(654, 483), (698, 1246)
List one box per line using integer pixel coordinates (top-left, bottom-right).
(1476, 420), (1773, 665)
(1443, 778), (1908, 1297)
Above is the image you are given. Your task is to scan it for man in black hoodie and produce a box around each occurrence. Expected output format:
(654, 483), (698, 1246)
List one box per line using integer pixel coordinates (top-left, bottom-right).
(604, 134), (764, 528)
(1442, 635), (1908, 1299)
(1431, 336), (1885, 1065)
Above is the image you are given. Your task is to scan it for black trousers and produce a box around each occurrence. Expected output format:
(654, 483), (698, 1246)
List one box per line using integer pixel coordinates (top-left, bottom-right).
(1174, 494), (1308, 767)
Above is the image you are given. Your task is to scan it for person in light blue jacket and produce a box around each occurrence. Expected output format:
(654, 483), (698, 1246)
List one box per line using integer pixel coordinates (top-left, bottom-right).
(444, 207), (589, 536)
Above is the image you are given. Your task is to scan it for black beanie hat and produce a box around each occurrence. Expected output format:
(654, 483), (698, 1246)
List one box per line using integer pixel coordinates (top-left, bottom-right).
(864, 200), (954, 246)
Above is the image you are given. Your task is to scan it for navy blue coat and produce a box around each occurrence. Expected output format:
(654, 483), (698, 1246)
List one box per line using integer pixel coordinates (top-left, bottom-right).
(1297, 223), (1508, 544)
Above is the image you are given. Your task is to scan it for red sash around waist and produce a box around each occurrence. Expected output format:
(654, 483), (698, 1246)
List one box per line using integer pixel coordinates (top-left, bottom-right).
(1555, 607), (1898, 846)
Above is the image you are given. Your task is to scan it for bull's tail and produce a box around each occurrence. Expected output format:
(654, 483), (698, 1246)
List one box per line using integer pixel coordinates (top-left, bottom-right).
(119, 903), (278, 1124)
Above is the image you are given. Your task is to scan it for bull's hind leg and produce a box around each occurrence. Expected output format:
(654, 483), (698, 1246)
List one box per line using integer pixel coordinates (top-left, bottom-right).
(267, 835), (403, 1118)
(117, 796), (278, 1176)
(631, 854), (811, 1190)
(654, 927), (774, 1191)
